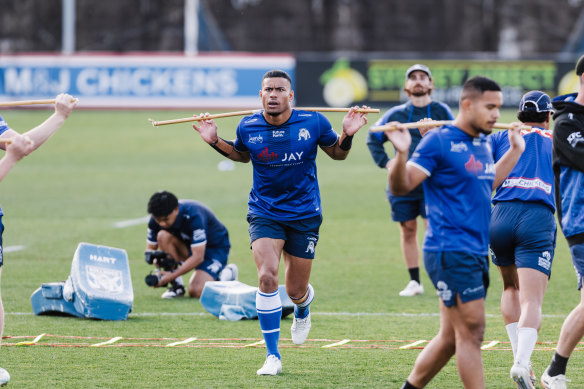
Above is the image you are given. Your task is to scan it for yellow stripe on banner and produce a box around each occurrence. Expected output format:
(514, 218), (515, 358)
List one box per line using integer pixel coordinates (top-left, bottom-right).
(91, 337), (122, 347)
(16, 333), (46, 346)
(400, 340), (427, 349)
(244, 340), (266, 347)
(322, 339), (351, 348)
(166, 337), (198, 347)
(481, 340), (499, 350)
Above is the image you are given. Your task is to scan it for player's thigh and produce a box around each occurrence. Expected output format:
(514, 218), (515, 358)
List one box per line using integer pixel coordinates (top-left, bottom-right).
(283, 253), (312, 297)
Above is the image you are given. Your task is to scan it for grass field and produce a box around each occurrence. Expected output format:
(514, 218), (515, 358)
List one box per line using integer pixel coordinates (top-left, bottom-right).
(0, 107), (581, 388)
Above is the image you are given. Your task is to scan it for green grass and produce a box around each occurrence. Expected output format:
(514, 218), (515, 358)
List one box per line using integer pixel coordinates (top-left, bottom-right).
(0, 108), (579, 388)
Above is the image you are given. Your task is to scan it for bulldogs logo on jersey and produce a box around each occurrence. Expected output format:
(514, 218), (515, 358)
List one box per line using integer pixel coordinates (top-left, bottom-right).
(298, 128), (310, 141)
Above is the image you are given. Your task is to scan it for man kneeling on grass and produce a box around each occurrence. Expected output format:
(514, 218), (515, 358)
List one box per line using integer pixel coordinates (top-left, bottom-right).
(145, 190), (238, 299)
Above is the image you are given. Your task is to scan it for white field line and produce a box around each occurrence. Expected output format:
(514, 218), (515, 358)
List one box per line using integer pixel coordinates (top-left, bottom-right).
(113, 216), (150, 228)
(6, 312), (570, 318)
(3, 245), (25, 253)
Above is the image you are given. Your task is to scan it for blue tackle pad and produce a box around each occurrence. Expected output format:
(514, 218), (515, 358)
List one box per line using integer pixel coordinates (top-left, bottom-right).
(30, 242), (134, 321)
(200, 280), (295, 321)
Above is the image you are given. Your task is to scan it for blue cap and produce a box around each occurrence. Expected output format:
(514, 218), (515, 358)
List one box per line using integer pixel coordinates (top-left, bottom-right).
(519, 90), (553, 112)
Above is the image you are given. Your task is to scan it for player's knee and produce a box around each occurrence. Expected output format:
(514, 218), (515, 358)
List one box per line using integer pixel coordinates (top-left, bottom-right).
(286, 286), (307, 303)
(257, 272), (278, 292)
(399, 222), (417, 239)
(156, 230), (173, 247)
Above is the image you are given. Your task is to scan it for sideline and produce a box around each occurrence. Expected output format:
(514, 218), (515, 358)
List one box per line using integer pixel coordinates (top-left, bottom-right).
(6, 311), (570, 318)
(113, 216), (149, 229)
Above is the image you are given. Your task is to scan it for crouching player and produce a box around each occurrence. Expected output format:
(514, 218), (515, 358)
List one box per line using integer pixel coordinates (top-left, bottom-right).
(145, 191), (237, 298)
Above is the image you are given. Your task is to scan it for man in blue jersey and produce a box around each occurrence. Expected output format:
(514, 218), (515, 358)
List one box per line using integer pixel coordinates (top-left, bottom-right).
(366, 64), (454, 297)
(489, 90), (555, 388)
(387, 76), (525, 389)
(0, 93), (78, 385)
(540, 55), (584, 389)
(145, 190), (237, 299)
(192, 69), (370, 375)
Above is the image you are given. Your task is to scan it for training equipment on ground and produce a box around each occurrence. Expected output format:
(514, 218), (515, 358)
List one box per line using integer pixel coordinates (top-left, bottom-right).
(30, 242), (134, 321)
(0, 98), (78, 107)
(200, 280), (294, 321)
(369, 120), (533, 132)
(148, 107), (380, 126)
(0, 367), (10, 386)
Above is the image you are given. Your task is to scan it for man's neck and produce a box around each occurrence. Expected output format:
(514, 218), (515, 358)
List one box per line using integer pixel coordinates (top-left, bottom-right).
(409, 94), (432, 108)
(575, 91), (584, 106)
(523, 121), (549, 130)
(263, 108), (292, 126)
(452, 117), (480, 138)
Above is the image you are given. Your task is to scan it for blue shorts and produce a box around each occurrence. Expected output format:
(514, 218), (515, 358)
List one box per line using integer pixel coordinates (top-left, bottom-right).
(424, 251), (489, 307)
(490, 201), (557, 276)
(195, 245), (230, 280)
(0, 216), (3, 268)
(569, 243), (584, 290)
(247, 214), (322, 259)
(387, 190), (426, 222)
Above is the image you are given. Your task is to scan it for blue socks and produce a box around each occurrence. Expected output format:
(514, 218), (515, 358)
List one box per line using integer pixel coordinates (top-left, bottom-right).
(256, 289), (282, 359)
(294, 284), (314, 320)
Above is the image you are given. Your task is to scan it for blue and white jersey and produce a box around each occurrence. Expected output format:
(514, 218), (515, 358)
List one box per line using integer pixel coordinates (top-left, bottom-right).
(0, 114), (11, 217)
(366, 101), (453, 198)
(490, 127), (555, 212)
(408, 125), (495, 255)
(233, 110), (339, 221)
(147, 200), (230, 249)
(558, 166), (584, 239)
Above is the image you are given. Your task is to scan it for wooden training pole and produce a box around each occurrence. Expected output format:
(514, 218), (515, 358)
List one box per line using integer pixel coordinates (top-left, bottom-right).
(149, 107), (380, 127)
(0, 98), (77, 107)
(370, 120), (532, 132)
(0, 139), (12, 145)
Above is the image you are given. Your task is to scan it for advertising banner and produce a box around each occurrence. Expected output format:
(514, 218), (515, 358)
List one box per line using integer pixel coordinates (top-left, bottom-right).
(296, 57), (567, 109)
(0, 55), (295, 108)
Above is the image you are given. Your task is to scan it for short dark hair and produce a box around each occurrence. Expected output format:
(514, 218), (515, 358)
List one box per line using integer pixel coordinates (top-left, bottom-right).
(147, 191), (178, 217)
(460, 76), (501, 102)
(262, 69), (292, 85)
(517, 109), (549, 124)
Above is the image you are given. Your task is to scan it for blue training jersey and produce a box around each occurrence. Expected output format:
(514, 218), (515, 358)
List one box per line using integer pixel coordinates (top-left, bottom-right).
(233, 109), (339, 221)
(408, 125), (495, 255)
(0, 114), (12, 216)
(490, 127), (555, 212)
(366, 101), (453, 198)
(147, 200), (230, 249)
